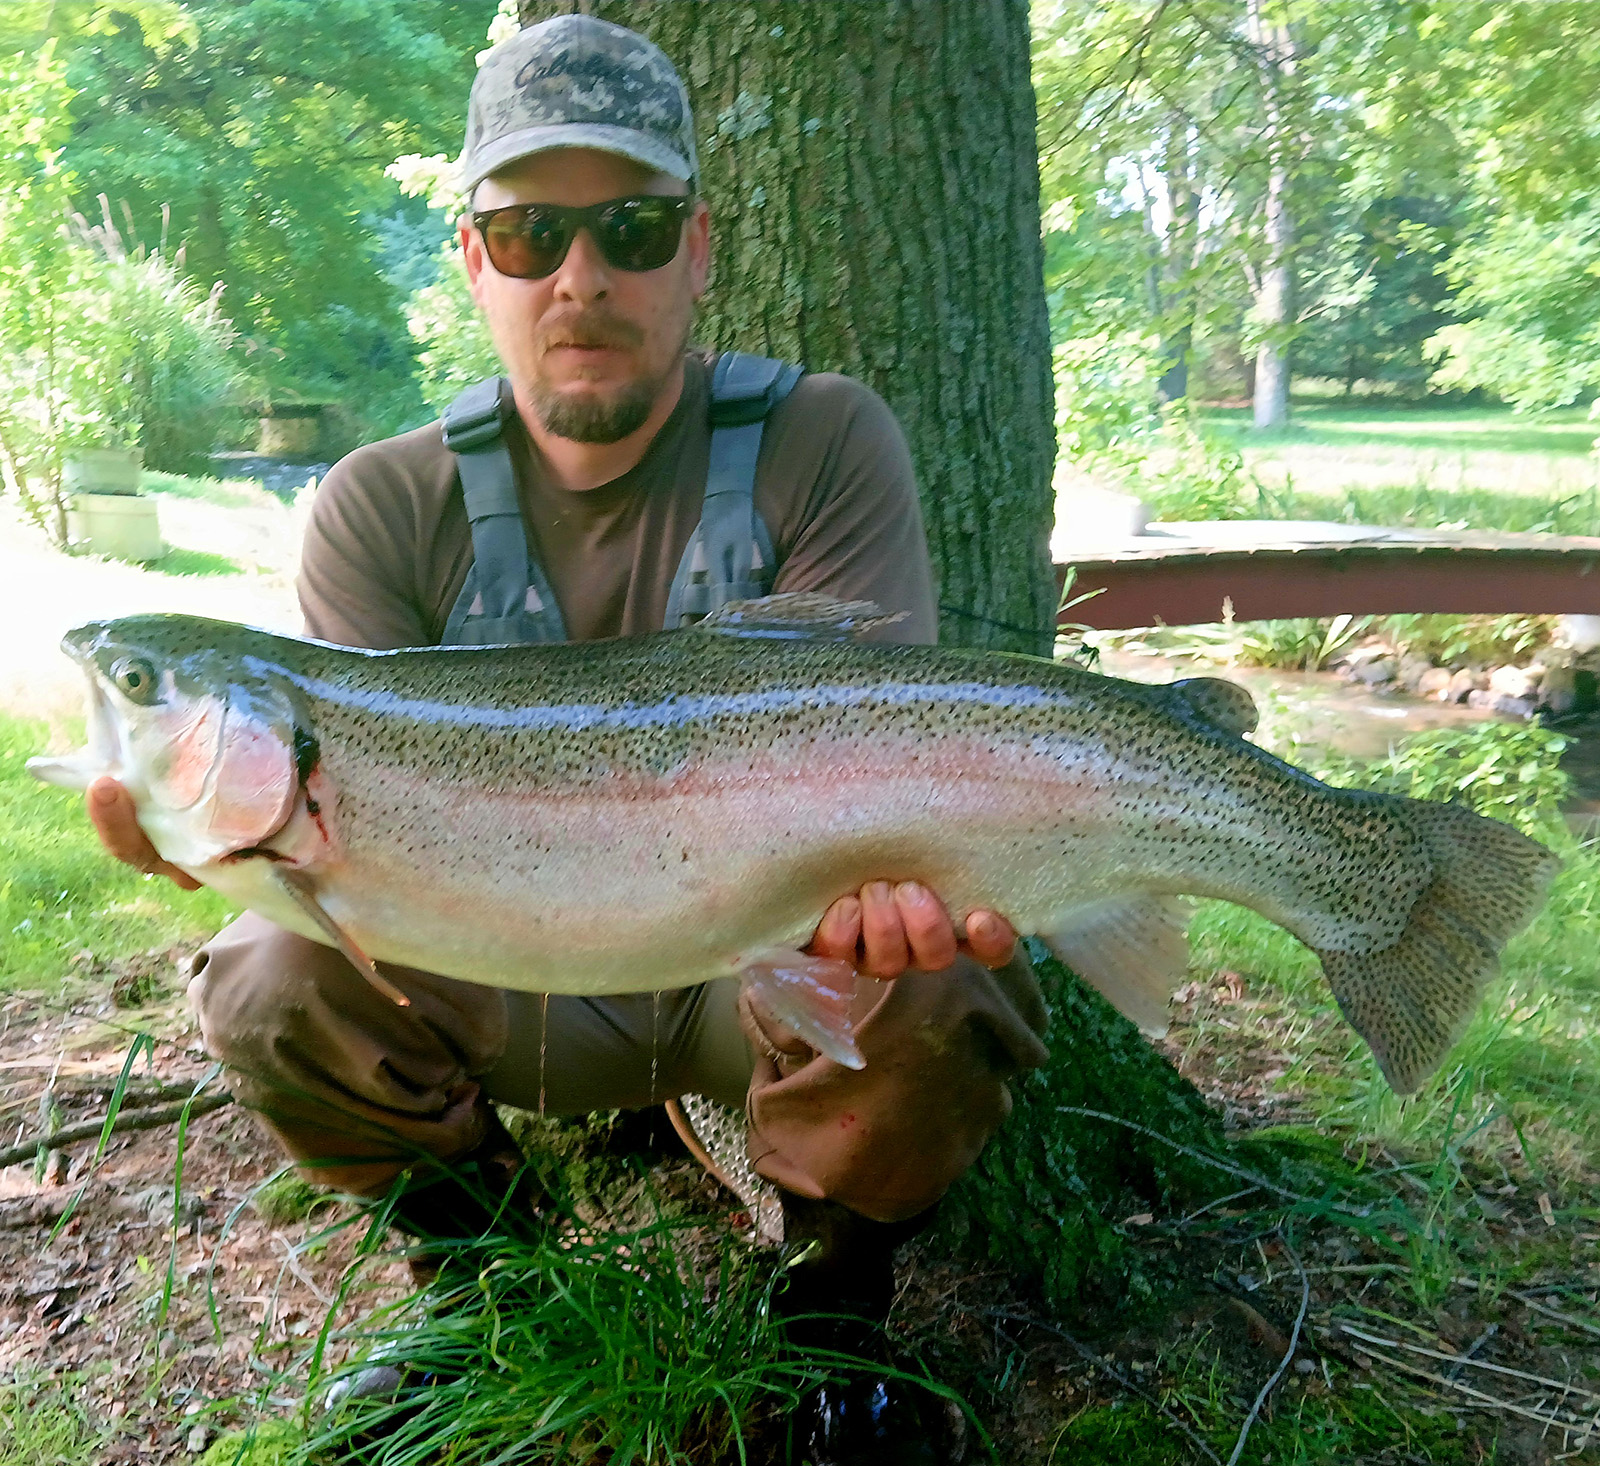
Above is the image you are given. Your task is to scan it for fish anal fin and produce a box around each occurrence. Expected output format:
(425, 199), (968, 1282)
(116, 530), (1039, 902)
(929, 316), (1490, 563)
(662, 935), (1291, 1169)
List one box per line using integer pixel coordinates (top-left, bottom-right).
(698, 593), (906, 643)
(740, 947), (867, 1069)
(271, 869), (411, 1009)
(1041, 896), (1192, 1036)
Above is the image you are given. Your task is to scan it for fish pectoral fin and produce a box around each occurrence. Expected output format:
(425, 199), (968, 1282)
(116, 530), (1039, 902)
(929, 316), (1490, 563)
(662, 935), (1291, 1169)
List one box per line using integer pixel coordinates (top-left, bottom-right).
(1041, 896), (1192, 1036)
(270, 869), (411, 1009)
(697, 592), (906, 643)
(739, 947), (867, 1070)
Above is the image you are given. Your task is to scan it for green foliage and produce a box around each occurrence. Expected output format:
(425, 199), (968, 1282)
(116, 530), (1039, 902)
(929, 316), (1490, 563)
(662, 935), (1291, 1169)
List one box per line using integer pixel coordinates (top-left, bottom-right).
(1384, 613), (1553, 670)
(0, 712), (235, 991)
(249, 1171), (330, 1227)
(1428, 203), (1600, 410)
(1369, 721), (1572, 839)
(310, 1216), (843, 1465)
(404, 244), (499, 416)
(56, 1), (485, 424)
(1236, 614), (1370, 672)
(62, 242), (246, 473)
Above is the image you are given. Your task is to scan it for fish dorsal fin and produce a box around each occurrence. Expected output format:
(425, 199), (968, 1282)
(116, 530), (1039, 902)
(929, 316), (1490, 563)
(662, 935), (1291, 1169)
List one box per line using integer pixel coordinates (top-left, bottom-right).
(1169, 676), (1258, 737)
(696, 592), (907, 642)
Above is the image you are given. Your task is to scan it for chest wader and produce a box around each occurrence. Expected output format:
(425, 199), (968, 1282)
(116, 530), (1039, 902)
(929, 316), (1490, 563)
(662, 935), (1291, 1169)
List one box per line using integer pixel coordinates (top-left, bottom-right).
(438, 351), (804, 648)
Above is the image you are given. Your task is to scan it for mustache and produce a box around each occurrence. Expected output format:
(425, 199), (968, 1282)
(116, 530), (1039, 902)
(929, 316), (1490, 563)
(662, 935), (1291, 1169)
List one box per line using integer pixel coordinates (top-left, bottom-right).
(538, 311), (644, 351)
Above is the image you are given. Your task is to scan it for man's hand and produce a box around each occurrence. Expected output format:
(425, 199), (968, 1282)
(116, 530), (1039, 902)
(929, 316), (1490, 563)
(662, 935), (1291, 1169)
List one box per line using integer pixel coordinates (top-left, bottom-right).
(85, 777), (202, 891)
(809, 881), (1016, 977)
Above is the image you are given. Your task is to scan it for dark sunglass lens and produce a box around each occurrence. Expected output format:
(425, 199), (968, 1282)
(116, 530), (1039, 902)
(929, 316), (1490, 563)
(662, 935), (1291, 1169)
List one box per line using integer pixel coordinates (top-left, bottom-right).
(484, 207), (571, 278)
(596, 199), (685, 271)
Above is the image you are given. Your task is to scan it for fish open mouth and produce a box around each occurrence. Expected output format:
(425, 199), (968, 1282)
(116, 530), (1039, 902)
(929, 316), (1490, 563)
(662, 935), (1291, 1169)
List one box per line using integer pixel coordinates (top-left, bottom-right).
(24, 655), (126, 792)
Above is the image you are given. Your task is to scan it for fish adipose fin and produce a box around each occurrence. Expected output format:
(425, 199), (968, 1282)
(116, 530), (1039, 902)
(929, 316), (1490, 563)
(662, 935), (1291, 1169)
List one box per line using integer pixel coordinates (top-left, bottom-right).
(271, 869), (412, 1009)
(1316, 801), (1560, 1094)
(1041, 896), (1192, 1035)
(740, 947), (866, 1069)
(698, 592), (907, 643)
(1169, 677), (1259, 737)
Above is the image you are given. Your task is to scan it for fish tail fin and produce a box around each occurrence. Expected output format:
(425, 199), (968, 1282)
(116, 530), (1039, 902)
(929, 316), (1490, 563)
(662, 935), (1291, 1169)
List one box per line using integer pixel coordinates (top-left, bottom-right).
(1316, 801), (1559, 1093)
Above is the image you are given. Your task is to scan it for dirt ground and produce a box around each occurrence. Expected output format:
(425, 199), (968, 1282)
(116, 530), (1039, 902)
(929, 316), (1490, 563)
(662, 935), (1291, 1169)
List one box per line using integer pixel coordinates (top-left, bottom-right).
(0, 969), (408, 1463)
(2, 962), (1596, 1465)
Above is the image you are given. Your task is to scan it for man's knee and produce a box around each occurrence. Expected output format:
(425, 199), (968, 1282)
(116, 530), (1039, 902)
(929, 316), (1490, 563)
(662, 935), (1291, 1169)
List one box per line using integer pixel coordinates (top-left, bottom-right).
(187, 912), (327, 1074)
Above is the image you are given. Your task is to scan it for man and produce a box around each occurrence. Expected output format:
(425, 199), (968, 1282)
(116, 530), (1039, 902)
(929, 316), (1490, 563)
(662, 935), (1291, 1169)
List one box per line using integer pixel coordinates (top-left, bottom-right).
(86, 16), (1049, 1464)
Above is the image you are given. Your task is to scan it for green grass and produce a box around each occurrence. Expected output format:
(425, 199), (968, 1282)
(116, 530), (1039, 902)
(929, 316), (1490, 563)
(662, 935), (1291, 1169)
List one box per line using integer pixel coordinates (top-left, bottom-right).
(0, 1374), (107, 1466)
(305, 1207), (887, 1466)
(1049, 1387), (1487, 1466)
(1193, 400), (1600, 535)
(140, 470), (278, 510)
(1201, 400), (1600, 457)
(0, 712), (235, 991)
(149, 546), (247, 577)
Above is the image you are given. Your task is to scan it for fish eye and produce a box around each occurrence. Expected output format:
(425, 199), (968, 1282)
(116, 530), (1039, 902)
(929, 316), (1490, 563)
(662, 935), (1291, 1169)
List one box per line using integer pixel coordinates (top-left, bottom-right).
(110, 656), (160, 705)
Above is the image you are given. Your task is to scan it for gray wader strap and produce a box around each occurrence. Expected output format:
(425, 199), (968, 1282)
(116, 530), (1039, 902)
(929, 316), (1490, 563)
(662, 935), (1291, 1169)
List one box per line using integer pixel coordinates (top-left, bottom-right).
(440, 352), (802, 646)
(439, 376), (568, 647)
(663, 352), (804, 628)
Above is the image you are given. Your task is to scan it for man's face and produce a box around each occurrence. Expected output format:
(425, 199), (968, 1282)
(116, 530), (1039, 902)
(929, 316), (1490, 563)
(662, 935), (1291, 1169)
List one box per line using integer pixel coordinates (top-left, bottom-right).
(461, 148), (710, 445)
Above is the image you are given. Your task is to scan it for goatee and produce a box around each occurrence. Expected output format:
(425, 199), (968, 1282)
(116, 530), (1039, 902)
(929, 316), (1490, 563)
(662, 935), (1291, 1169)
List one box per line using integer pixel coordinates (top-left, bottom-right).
(529, 376), (660, 445)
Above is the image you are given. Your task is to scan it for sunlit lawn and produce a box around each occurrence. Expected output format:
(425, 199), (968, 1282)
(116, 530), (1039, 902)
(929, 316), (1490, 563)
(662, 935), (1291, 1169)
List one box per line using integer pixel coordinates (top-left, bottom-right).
(0, 713), (234, 992)
(1196, 401), (1600, 529)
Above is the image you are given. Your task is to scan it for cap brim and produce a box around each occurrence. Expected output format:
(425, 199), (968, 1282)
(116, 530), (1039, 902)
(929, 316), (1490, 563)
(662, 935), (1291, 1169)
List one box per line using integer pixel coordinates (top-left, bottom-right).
(461, 123), (693, 196)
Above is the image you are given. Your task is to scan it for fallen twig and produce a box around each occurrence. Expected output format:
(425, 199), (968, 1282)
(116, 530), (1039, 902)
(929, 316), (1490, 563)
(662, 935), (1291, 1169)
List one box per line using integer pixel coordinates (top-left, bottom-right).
(1454, 1278), (1600, 1340)
(1338, 1332), (1598, 1432)
(985, 1308), (1223, 1464)
(0, 1092), (232, 1170)
(1226, 1235), (1309, 1466)
(0, 1194), (73, 1230)
(1336, 1322), (1600, 1406)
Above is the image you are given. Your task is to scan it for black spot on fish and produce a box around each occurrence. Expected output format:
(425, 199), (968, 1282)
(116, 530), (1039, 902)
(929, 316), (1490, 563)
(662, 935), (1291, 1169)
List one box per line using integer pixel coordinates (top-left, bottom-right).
(293, 725), (319, 786)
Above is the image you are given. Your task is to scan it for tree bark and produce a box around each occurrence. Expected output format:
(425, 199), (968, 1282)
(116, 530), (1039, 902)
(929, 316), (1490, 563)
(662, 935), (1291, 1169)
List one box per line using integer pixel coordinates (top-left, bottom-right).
(515, 1), (1228, 1313)
(1155, 112), (1196, 404)
(1248, 0), (1294, 431)
(520, 0), (1058, 654)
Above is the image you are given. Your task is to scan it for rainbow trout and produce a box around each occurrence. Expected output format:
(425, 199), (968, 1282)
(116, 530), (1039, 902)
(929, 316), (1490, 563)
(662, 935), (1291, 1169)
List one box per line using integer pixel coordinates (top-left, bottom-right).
(28, 594), (1557, 1092)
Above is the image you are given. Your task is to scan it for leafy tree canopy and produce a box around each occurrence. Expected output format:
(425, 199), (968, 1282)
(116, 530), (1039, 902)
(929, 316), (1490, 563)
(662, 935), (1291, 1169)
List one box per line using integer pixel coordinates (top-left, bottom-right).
(57, 0), (484, 418)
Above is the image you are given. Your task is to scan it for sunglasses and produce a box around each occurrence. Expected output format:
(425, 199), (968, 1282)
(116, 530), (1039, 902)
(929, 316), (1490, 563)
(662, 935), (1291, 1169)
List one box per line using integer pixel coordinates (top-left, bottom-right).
(472, 195), (693, 280)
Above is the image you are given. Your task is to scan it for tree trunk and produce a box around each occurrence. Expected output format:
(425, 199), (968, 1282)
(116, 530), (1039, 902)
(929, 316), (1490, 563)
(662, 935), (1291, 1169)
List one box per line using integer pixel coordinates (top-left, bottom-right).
(1248, 0), (1294, 431)
(520, 0), (1058, 655)
(1155, 112), (1196, 405)
(516, 1), (1227, 1312)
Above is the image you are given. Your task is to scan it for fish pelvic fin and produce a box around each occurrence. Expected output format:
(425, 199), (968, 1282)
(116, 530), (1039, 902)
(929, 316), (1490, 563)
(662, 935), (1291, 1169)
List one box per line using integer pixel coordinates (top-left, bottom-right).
(698, 592), (907, 643)
(1317, 801), (1559, 1094)
(740, 947), (867, 1069)
(271, 869), (411, 1009)
(1041, 896), (1192, 1035)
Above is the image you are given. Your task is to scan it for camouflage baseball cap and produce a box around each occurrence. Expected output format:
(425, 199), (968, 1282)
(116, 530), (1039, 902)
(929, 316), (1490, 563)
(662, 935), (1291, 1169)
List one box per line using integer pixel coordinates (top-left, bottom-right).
(460, 16), (698, 197)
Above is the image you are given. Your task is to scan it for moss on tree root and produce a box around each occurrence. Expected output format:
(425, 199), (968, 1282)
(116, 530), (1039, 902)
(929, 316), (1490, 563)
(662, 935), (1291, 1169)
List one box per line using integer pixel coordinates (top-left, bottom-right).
(934, 942), (1230, 1310)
